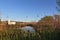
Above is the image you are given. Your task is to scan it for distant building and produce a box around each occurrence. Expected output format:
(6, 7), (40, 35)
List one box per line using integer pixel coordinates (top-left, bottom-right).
(8, 20), (16, 25)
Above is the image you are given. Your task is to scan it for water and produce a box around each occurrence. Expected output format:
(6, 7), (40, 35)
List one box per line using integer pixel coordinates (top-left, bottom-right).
(18, 26), (35, 33)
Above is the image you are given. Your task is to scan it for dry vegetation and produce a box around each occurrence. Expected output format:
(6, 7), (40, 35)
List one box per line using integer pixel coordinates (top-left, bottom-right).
(0, 15), (60, 40)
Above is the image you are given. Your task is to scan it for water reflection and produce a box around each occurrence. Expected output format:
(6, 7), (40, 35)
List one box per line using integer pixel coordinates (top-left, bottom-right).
(18, 26), (35, 33)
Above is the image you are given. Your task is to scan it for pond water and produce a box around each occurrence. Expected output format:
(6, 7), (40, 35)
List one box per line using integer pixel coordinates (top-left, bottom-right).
(18, 26), (35, 33)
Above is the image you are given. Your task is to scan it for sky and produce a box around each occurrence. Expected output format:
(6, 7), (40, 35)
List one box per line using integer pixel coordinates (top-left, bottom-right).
(0, 0), (58, 22)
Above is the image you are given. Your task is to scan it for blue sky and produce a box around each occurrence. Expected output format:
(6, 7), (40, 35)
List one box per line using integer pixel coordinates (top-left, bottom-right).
(0, 0), (57, 22)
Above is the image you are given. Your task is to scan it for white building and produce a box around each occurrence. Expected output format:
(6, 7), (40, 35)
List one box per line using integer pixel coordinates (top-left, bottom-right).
(8, 20), (16, 25)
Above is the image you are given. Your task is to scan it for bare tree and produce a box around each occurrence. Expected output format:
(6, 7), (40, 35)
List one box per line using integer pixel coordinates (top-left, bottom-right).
(56, 0), (60, 12)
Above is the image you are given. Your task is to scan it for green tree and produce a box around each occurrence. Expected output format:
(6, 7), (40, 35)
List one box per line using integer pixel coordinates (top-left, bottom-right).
(39, 16), (54, 22)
